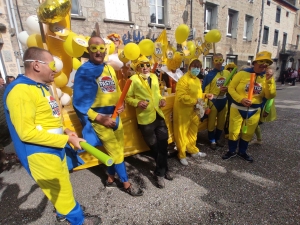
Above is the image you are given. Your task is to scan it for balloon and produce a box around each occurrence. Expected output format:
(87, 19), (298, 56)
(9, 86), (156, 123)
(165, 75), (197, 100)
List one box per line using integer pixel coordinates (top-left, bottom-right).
(54, 72), (68, 88)
(124, 43), (140, 60)
(138, 39), (155, 56)
(63, 32), (85, 58)
(60, 93), (71, 106)
(108, 42), (116, 55)
(53, 56), (63, 73)
(17, 31), (29, 46)
(118, 51), (130, 63)
(205, 29), (222, 43)
(175, 24), (190, 44)
(26, 34), (43, 48)
(72, 58), (81, 70)
(185, 41), (196, 59)
(60, 86), (73, 96)
(49, 85), (63, 98)
(26, 15), (40, 34)
(37, 0), (71, 24)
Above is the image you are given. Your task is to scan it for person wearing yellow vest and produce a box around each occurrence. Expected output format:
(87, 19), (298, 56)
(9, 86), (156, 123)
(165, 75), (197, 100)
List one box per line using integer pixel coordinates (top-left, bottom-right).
(73, 37), (143, 196)
(173, 58), (213, 166)
(125, 55), (173, 188)
(222, 51), (276, 162)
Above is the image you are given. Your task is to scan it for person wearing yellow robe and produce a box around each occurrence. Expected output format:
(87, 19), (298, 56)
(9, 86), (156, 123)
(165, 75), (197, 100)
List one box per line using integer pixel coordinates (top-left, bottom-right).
(173, 58), (213, 166)
(222, 51), (276, 162)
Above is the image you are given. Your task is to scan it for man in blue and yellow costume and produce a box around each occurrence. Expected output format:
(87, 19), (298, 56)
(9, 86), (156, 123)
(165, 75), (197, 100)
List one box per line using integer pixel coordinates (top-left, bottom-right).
(126, 55), (173, 188)
(173, 58), (213, 166)
(202, 53), (231, 150)
(222, 51), (276, 162)
(73, 36), (143, 196)
(3, 47), (102, 225)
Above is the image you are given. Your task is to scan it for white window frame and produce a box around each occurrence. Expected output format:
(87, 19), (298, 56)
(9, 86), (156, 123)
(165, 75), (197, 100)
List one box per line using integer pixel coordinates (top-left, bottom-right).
(226, 55), (237, 65)
(105, 0), (130, 21)
(149, 0), (166, 25)
(244, 15), (254, 41)
(227, 9), (238, 38)
(71, 0), (80, 15)
(205, 3), (218, 32)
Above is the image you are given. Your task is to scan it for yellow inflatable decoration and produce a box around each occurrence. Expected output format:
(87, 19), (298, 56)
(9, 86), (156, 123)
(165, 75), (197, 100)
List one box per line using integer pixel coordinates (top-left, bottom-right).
(118, 50), (130, 63)
(108, 42), (116, 55)
(185, 41), (196, 59)
(138, 39), (155, 56)
(204, 29), (222, 43)
(72, 58), (81, 70)
(27, 34), (43, 48)
(175, 24), (190, 44)
(37, 0), (71, 24)
(124, 43), (140, 60)
(63, 31), (86, 58)
(60, 86), (73, 96)
(54, 71), (68, 88)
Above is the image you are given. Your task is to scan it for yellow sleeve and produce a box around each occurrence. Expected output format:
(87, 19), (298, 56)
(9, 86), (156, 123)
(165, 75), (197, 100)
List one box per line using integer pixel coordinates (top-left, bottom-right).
(228, 72), (244, 103)
(176, 77), (197, 106)
(6, 88), (68, 148)
(87, 109), (98, 121)
(264, 78), (276, 99)
(125, 77), (140, 107)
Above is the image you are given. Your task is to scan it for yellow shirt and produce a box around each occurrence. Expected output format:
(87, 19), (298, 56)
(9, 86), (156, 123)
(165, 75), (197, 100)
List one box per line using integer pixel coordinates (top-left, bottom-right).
(228, 71), (276, 105)
(204, 70), (231, 96)
(6, 84), (68, 148)
(125, 73), (165, 125)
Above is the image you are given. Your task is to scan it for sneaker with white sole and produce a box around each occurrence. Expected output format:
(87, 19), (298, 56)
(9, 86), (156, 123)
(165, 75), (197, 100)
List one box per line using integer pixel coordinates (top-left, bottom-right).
(191, 152), (207, 158)
(180, 158), (188, 166)
(249, 139), (262, 145)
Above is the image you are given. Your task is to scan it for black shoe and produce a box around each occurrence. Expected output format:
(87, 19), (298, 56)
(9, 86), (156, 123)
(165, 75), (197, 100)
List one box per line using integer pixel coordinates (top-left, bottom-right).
(237, 152), (253, 163)
(105, 180), (118, 189)
(210, 142), (217, 150)
(154, 175), (165, 189)
(164, 171), (173, 181)
(216, 140), (225, 147)
(124, 183), (144, 196)
(222, 151), (237, 160)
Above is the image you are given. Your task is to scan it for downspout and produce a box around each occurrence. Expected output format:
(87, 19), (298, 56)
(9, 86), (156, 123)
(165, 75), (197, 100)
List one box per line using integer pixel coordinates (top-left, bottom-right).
(256, 0), (264, 54)
(190, 0), (193, 28)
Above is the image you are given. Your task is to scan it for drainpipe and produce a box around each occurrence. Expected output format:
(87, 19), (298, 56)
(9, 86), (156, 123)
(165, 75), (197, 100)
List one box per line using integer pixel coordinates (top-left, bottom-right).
(190, 0), (193, 28)
(256, 0), (264, 54)
(9, 0), (23, 58)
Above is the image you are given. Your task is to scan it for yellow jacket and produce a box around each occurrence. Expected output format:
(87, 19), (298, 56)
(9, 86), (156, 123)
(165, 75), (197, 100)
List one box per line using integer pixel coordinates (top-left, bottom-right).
(126, 73), (165, 125)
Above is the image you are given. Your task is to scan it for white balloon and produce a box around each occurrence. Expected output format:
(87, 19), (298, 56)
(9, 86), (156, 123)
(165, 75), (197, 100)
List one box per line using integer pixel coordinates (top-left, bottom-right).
(26, 15), (41, 34)
(53, 56), (63, 73)
(17, 31), (29, 46)
(60, 93), (71, 106)
(49, 85), (63, 98)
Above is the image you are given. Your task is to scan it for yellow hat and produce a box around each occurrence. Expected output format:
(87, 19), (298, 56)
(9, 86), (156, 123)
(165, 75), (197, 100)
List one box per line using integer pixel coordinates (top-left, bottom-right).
(107, 33), (123, 44)
(225, 62), (237, 70)
(253, 51), (273, 65)
(134, 55), (151, 68)
(188, 58), (202, 69)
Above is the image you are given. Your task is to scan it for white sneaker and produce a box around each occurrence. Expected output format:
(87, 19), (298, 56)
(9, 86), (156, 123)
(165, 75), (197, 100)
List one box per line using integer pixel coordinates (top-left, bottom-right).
(180, 158), (189, 166)
(191, 152), (207, 158)
(249, 139), (262, 145)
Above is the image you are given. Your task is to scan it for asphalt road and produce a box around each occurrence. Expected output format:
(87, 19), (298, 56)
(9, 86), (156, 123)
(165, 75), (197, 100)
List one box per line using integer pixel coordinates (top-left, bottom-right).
(1, 82), (299, 225)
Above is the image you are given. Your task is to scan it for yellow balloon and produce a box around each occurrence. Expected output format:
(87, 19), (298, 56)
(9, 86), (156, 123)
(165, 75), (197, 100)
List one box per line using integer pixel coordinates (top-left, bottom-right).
(27, 34), (44, 48)
(175, 24), (190, 44)
(37, 0), (71, 24)
(205, 29), (222, 43)
(54, 72), (68, 88)
(138, 39), (155, 56)
(124, 43), (140, 60)
(60, 86), (73, 96)
(72, 58), (81, 70)
(118, 51), (130, 63)
(108, 42), (116, 55)
(63, 32), (85, 58)
(185, 41), (196, 59)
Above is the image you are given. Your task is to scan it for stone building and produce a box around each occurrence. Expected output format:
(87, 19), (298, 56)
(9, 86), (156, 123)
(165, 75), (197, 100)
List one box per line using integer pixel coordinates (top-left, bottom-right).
(0, 0), (299, 76)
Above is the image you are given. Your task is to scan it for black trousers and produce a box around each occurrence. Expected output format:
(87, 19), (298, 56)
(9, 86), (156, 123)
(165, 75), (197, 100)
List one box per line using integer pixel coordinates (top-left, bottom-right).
(138, 114), (169, 177)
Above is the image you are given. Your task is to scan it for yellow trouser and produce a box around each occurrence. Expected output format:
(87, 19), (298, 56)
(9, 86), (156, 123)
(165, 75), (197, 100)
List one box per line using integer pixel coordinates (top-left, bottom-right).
(229, 107), (261, 141)
(174, 111), (200, 159)
(92, 120), (124, 164)
(207, 101), (227, 132)
(28, 154), (76, 215)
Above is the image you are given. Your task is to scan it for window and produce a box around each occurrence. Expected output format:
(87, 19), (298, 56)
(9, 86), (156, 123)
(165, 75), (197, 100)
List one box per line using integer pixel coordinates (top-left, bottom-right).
(286, 11), (289, 17)
(149, 0), (165, 24)
(226, 55), (237, 65)
(273, 29), (279, 46)
(262, 26), (269, 44)
(282, 32), (287, 50)
(204, 55), (213, 69)
(71, 0), (80, 15)
(248, 56), (254, 65)
(105, 0), (130, 21)
(205, 3), (218, 31)
(227, 9), (238, 38)
(276, 7), (281, 23)
(243, 15), (254, 41)
(296, 35), (299, 49)
(267, 0), (270, 6)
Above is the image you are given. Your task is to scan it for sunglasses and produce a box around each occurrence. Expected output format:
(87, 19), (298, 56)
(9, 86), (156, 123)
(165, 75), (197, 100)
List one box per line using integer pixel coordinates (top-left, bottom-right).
(109, 37), (120, 42)
(24, 60), (56, 71)
(89, 44), (106, 53)
(256, 60), (271, 66)
(214, 58), (224, 63)
(139, 63), (151, 68)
